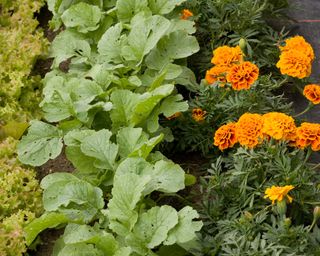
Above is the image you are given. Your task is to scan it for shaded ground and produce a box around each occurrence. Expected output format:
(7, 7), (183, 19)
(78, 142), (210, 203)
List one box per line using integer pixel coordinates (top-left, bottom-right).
(286, 0), (320, 121)
(31, 229), (64, 256)
(284, 0), (320, 162)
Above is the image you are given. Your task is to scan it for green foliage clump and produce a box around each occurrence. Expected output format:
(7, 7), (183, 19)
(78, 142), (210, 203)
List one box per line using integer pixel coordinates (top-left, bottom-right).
(196, 141), (320, 255)
(18, 0), (203, 255)
(0, 0), (48, 123)
(0, 157), (42, 218)
(0, 136), (17, 158)
(0, 137), (42, 255)
(0, 210), (36, 256)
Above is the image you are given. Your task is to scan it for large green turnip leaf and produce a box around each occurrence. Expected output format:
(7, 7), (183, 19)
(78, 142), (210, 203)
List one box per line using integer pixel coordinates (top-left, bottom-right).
(41, 173), (104, 223)
(25, 212), (69, 246)
(108, 173), (150, 236)
(61, 3), (102, 33)
(50, 30), (91, 67)
(17, 121), (63, 166)
(97, 24), (123, 63)
(164, 206), (203, 245)
(121, 13), (171, 63)
(116, 0), (149, 22)
(80, 129), (118, 170)
(117, 127), (163, 158)
(148, 0), (187, 14)
(126, 206), (178, 254)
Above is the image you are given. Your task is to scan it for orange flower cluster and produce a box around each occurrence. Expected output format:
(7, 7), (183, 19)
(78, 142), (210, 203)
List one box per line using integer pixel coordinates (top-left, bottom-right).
(214, 112), (320, 152)
(295, 122), (320, 151)
(205, 45), (259, 90)
(214, 113), (264, 150)
(192, 108), (206, 122)
(303, 84), (320, 104)
(181, 9), (193, 20)
(276, 36), (314, 79)
(214, 112), (299, 150)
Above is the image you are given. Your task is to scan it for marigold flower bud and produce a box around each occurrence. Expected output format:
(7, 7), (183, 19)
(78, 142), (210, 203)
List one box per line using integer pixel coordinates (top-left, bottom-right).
(244, 211), (253, 221)
(283, 217), (291, 228)
(313, 206), (320, 221)
(239, 38), (246, 53)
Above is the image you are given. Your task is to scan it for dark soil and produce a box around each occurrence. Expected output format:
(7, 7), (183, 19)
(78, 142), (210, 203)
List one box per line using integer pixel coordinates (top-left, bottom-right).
(35, 4), (59, 42)
(36, 149), (75, 181)
(30, 229), (64, 256)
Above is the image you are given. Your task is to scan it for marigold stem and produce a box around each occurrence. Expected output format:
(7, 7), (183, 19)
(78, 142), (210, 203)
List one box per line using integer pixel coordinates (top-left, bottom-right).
(294, 102), (313, 118)
(308, 219), (317, 232)
(311, 162), (320, 170)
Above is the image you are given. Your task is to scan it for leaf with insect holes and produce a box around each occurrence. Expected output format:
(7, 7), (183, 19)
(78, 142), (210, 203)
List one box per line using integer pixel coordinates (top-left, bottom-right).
(17, 121), (63, 166)
(61, 3), (102, 33)
(126, 205), (178, 254)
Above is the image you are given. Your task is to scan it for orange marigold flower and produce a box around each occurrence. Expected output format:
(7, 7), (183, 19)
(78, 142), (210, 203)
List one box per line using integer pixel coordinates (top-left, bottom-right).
(181, 9), (193, 20)
(235, 113), (264, 148)
(166, 112), (182, 120)
(214, 123), (237, 151)
(276, 49), (312, 79)
(192, 108), (206, 122)
(280, 36), (314, 61)
(226, 61), (259, 90)
(262, 112), (297, 141)
(295, 122), (320, 151)
(264, 185), (295, 204)
(303, 84), (320, 104)
(205, 66), (230, 86)
(211, 45), (243, 67)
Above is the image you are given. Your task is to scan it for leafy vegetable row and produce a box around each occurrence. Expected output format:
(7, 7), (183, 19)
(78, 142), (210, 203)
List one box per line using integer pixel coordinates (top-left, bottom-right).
(19, 0), (203, 255)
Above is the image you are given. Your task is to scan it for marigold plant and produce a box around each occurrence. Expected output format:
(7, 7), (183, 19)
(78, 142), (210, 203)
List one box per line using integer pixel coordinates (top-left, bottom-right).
(211, 45), (243, 67)
(276, 49), (312, 79)
(205, 65), (230, 86)
(192, 108), (206, 122)
(226, 61), (259, 90)
(264, 185), (295, 204)
(295, 122), (320, 151)
(213, 122), (237, 151)
(262, 112), (296, 141)
(235, 113), (264, 148)
(303, 84), (320, 105)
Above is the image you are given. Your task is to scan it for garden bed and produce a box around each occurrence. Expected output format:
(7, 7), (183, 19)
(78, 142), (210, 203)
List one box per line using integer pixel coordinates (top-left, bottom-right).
(1, 0), (320, 255)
